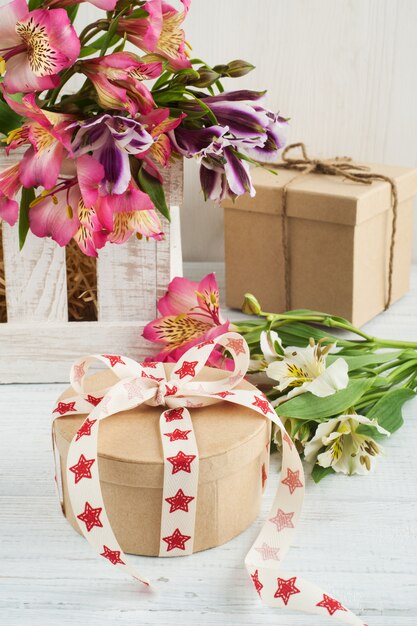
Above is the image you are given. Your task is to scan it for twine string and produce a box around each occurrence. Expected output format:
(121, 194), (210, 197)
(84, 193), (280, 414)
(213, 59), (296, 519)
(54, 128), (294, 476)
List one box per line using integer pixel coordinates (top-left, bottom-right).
(271, 143), (398, 311)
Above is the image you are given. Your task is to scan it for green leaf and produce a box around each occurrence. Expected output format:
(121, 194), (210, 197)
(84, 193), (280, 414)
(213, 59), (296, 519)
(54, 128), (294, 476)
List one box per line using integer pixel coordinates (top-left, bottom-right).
(65, 5), (79, 23)
(127, 8), (149, 19)
(0, 95), (23, 135)
(277, 378), (372, 421)
(100, 15), (122, 56)
(19, 187), (35, 250)
(137, 168), (170, 221)
(79, 45), (99, 59)
(311, 465), (335, 483)
(28, 0), (43, 9)
(364, 388), (416, 434)
(327, 351), (402, 372)
(271, 322), (343, 347)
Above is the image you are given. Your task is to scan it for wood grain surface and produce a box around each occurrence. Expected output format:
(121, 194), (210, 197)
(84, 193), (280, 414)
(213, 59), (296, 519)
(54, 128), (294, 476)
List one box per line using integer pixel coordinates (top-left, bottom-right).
(0, 262), (416, 625)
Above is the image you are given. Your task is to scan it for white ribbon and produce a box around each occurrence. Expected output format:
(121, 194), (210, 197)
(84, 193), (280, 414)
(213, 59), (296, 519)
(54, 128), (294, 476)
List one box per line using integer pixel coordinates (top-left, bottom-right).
(52, 332), (367, 624)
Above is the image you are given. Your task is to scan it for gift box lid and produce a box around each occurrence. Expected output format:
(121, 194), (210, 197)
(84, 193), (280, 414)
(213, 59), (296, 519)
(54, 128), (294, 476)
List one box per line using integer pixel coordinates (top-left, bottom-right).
(54, 365), (270, 489)
(222, 162), (417, 226)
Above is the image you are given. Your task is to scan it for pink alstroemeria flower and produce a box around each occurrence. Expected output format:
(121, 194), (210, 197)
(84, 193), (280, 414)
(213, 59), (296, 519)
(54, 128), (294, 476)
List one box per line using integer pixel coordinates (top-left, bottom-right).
(96, 179), (164, 243)
(3, 91), (74, 190)
(118, 0), (191, 70)
(45, 0), (117, 9)
(139, 108), (185, 167)
(0, 163), (22, 226)
(0, 0), (80, 94)
(81, 52), (160, 117)
(29, 155), (108, 256)
(143, 273), (231, 364)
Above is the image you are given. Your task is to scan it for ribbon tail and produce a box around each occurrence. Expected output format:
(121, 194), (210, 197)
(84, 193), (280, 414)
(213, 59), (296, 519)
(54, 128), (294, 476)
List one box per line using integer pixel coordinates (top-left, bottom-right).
(220, 388), (366, 625)
(65, 381), (155, 587)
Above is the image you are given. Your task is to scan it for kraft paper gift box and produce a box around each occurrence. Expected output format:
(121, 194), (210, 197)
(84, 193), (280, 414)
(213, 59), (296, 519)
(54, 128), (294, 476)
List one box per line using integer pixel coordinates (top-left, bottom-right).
(222, 163), (417, 326)
(54, 365), (271, 556)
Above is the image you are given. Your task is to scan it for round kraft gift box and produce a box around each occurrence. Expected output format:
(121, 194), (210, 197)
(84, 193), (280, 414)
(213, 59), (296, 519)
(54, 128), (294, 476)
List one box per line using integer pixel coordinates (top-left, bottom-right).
(54, 364), (271, 556)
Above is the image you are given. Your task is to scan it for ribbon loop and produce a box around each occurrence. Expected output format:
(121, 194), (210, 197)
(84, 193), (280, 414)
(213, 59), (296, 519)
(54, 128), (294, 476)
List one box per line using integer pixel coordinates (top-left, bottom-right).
(52, 333), (366, 625)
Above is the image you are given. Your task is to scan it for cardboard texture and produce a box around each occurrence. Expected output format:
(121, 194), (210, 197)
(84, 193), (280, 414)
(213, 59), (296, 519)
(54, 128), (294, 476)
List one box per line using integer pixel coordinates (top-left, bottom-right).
(54, 366), (271, 556)
(223, 163), (417, 326)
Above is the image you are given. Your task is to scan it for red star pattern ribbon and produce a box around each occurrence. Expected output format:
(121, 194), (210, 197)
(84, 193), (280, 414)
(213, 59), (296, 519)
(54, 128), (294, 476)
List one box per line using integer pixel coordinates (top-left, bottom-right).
(52, 332), (366, 624)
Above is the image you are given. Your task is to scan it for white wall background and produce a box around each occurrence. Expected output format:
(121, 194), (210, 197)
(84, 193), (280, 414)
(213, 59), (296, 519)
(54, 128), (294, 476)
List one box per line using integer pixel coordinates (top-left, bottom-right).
(182, 0), (417, 262)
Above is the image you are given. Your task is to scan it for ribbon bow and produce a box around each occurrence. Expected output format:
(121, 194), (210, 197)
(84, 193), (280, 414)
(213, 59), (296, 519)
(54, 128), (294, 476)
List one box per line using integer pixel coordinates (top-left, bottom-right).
(52, 332), (366, 624)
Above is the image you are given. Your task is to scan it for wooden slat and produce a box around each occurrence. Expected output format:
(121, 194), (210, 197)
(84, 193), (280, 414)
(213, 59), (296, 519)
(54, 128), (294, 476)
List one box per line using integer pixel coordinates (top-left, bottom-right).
(96, 235), (158, 322)
(0, 320), (154, 383)
(157, 159), (184, 301)
(2, 223), (68, 323)
(97, 159), (184, 322)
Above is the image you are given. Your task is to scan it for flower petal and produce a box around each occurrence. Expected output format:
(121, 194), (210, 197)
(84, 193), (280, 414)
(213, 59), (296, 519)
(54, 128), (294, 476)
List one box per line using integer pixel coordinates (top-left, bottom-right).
(3, 53), (59, 94)
(19, 139), (63, 190)
(224, 147), (255, 197)
(306, 358), (349, 397)
(157, 276), (201, 317)
(29, 186), (79, 246)
(76, 155), (105, 208)
(0, 196), (19, 226)
(0, 0), (27, 50)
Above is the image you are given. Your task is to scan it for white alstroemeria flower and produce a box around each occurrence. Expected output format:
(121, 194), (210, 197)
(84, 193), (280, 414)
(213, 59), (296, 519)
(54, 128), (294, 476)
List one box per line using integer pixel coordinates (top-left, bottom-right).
(304, 414), (390, 475)
(249, 330), (284, 373)
(266, 335), (349, 403)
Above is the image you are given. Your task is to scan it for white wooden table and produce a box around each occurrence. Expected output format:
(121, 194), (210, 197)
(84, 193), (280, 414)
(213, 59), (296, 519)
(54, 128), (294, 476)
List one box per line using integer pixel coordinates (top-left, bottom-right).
(1, 263), (417, 626)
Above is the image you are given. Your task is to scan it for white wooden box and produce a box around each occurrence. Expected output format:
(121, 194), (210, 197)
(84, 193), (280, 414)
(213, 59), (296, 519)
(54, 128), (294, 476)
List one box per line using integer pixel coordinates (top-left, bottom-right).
(0, 153), (183, 383)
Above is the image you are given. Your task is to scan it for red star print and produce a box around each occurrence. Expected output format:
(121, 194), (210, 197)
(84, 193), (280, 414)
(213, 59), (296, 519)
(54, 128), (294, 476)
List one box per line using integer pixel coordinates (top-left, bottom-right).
(215, 391), (235, 398)
(165, 488), (195, 513)
(53, 401), (76, 415)
(174, 360), (199, 379)
(164, 429), (192, 442)
(141, 371), (163, 382)
(274, 577), (301, 605)
(255, 542), (280, 561)
(73, 361), (86, 383)
(163, 385), (177, 397)
(140, 361), (157, 368)
(69, 454), (95, 484)
(252, 395), (273, 415)
(226, 337), (246, 355)
(75, 417), (97, 441)
(124, 378), (144, 399)
(164, 407), (184, 422)
(197, 339), (214, 349)
(281, 468), (303, 494)
(261, 463), (268, 489)
(86, 394), (103, 406)
(167, 450), (196, 474)
(283, 432), (294, 450)
(77, 502), (103, 532)
(251, 570), (263, 596)
(316, 594), (347, 616)
(162, 528), (191, 551)
(100, 545), (125, 565)
(270, 508), (295, 532)
(102, 354), (125, 367)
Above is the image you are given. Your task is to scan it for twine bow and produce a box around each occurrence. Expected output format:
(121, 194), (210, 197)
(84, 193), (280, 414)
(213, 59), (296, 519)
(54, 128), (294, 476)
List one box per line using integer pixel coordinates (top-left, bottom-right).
(52, 333), (366, 624)
(273, 143), (398, 311)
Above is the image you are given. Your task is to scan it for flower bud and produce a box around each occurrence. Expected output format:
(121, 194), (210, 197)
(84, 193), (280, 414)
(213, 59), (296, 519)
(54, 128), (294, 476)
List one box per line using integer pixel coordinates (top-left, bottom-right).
(242, 293), (262, 316)
(213, 60), (255, 78)
(190, 67), (221, 88)
(226, 59), (255, 78)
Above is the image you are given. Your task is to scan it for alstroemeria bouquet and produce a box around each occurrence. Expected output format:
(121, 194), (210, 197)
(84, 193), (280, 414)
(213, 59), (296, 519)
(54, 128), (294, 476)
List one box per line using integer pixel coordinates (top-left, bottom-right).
(0, 0), (286, 255)
(143, 273), (417, 482)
